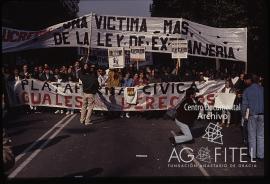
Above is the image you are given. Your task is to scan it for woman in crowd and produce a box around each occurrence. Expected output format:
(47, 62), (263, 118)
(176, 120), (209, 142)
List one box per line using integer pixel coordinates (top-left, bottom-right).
(107, 69), (120, 89)
(134, 71), (148, 86)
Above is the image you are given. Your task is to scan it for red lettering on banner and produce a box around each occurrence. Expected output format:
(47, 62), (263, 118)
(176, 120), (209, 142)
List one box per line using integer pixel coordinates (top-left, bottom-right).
(159, 96), (167, 109)
(75, 96), (83, 108)
(145, 97), (154, 109)
(207, 94), (215, 106)
(42, 94), (51, 105)
(55, 94), (62, 105)
(197, 94), (215, 106)
(170, 96), (179, 108)
(21, 92), (29, 103)
(135, 97), (143, 110)
(31, 93), (41, 105)
(121, 97), (131, 109)
(65, 96), (72, 107)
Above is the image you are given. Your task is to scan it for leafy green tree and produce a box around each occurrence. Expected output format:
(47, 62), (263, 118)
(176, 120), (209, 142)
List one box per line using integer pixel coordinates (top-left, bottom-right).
(150, 0), (267, 75)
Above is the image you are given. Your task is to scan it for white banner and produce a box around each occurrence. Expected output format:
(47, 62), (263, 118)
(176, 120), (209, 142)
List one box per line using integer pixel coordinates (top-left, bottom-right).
(171, 40), (188, 58)
(6, 79), (225, 111)
(108, 47), (125, 68)
(214, 93), (236, 110)
(182, 19), (247, 62)
(2, 14), (92, 53)
(130, 46), (146, 61)
(90, 13), (183, 53)
(90, 13), (247, 61)
(2, 13), (247, 61)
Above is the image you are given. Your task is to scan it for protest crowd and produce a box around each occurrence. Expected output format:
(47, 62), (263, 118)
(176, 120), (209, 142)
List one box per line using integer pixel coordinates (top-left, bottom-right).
(2, 58), (264, 162)
(2, 59), (263, 117)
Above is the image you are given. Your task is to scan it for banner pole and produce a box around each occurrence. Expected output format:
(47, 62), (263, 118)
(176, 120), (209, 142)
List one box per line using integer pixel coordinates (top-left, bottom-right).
(85, 12), (93, 64)
(245, 27), (248, 74)
(215, 58), (220, 72)
(177, 58), (181, 74)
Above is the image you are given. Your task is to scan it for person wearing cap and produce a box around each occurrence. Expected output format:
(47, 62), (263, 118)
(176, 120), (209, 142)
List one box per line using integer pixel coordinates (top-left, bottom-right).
(242, 74), (264, 159)
(172, 87), (204, 144)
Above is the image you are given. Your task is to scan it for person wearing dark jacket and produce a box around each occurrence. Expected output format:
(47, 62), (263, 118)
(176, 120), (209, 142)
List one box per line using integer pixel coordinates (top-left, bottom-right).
(79, 63), (100, 125)
(173, 87), (204, 144)
(40, 68), (54, 82)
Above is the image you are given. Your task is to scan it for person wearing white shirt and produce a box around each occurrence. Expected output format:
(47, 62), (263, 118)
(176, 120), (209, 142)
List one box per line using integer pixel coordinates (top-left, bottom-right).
(220, 79), (236, 127)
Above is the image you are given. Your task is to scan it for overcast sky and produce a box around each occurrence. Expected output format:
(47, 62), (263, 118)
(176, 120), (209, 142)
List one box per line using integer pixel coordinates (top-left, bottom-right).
(78, 0), (152, 17)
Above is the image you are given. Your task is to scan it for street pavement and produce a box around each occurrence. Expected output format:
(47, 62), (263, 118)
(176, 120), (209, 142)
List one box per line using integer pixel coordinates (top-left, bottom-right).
(3, 108), (264, 179)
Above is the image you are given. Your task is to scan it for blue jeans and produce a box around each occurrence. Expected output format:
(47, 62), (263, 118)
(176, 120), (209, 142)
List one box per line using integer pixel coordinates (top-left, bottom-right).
(248, 115), (264, 159)
(174, 119), (193, 143)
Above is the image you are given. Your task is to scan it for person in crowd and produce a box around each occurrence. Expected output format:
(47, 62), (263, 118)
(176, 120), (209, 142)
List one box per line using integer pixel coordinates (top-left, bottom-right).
(52, 68), (61, 82)
(107, 69), (120, 89)
(96, 68), (108, 117)
(148, 68), (161, 83)
(219, 79), (236, 128)
(20, 64), (31, 79)
(74, 60), (81, 82)
(8, 68), (22, 82)
(44, 63), (52, 74)
(98, 68), (108, 87)
(2, 68), (11, 111)
(161, 69), (171, 82)
(79, 63), (100, 125)
(40, 68), (54, 82)
(53, 67), (65, 114)
(2, 67), (11, 80)
(234, 73), (247, 144)
(171, 62), (180, 82)
(120, 72), (134, 119)
(134, 71), (148, 86)
(89, 64), (96, 74)
(242, 74), (264, 160)
(145, 66), (151, 74)
(38, 66), (44, 80)
(31, 66), (40, 80)
(59, 66), (68, 82)
(182, 71), (191, 82)
(126, 64), (136, 76)
(171, 87), (204, 145)
(106, 69), (121, 117)
(65, 67), (76, 82)
(235, 73), (245, 93)
(198, 72), (207, 83)
(190, 69), (197, 81)
(133, 73), (139, 85)
(30, 66), (40, 111)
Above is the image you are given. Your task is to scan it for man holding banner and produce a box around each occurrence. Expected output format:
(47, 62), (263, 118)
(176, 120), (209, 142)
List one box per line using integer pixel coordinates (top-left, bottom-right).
(79, 63), (100, 125)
